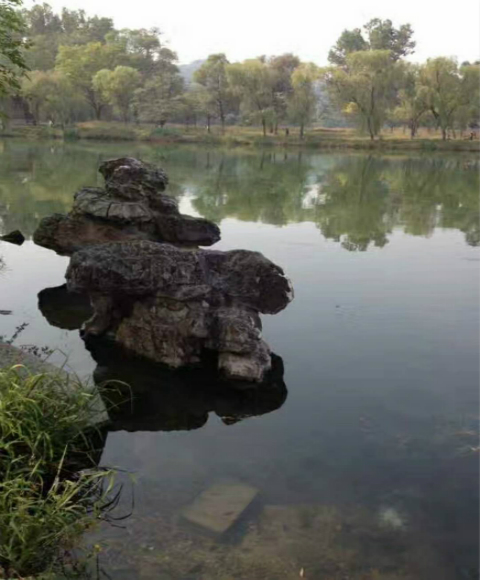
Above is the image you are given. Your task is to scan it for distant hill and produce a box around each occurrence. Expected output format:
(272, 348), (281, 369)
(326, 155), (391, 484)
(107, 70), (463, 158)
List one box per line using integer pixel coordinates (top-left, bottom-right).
(178, 60), (206, 84)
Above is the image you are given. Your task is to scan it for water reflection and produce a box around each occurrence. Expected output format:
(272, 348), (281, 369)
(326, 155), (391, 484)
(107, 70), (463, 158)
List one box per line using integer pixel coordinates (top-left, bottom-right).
(0, 141), (478, 250)
(90, 340), (287, 432)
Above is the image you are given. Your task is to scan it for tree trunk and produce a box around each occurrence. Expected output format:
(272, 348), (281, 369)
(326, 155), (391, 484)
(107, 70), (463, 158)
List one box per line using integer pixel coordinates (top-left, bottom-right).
(269, 124), (274, 134)
(262, 118), (266, 137)
(367, 117), (375, 140)
(207, 114), (211, 133)
(441, 128), (447, 140)
(274, 122), (279, 135)
(410, 122), (416, 140)
(300, 124), (304, 139)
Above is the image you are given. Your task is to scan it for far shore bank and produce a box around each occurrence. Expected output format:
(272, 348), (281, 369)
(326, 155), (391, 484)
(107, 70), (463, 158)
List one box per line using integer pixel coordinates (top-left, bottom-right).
(1, 123), (479, 153)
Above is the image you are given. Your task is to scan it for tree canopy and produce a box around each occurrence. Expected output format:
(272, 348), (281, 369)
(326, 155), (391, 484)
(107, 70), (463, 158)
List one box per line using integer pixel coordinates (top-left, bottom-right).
(0, 0), (29, 97)
(1, 4), (478, 140)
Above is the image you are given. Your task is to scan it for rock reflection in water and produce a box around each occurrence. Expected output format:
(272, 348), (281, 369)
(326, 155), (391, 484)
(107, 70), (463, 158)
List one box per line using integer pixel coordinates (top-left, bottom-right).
(88, 337), (287, 432)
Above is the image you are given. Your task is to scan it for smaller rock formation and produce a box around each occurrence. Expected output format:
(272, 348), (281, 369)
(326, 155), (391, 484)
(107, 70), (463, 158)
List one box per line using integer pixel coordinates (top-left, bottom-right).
(33, 157), (220, 255)
(66, 240), (293, 382)
(1, 229), (25, 245)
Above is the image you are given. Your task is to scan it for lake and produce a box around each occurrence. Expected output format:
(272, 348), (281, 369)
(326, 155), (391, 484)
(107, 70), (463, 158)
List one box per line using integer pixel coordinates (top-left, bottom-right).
(0, 140), (479, 580)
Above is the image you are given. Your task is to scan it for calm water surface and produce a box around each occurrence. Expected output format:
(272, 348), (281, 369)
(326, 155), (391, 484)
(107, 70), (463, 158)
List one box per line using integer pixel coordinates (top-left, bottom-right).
(0, 141), (479, 579)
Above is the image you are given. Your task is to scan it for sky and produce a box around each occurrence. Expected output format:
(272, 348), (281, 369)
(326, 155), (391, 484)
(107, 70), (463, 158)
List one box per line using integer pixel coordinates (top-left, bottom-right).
(29, 0), (480, 65)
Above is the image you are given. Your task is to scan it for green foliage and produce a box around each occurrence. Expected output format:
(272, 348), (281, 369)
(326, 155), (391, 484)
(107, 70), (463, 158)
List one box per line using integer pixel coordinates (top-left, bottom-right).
(227, 58), (276, 136)
(21, 69), (84, 125)
(2, 3), (477, 141)
(134, 71), (184, 126)
(0, 365), (116, 577)
(329, 18), (415, 65)
(0, 0), (29, 97)
(193, 53), (233, 128)
(392, 63), (428, 138)
(326, 50), (403, 139)
(419, 57), (463, 140)
(288, 63), (320, 137)
(55, 41), (122, 118)
(93, 65), (140, 122)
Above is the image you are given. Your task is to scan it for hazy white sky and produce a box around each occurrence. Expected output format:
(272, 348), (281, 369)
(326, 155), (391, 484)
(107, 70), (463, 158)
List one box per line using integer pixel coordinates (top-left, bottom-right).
(31, 0), (480, 65)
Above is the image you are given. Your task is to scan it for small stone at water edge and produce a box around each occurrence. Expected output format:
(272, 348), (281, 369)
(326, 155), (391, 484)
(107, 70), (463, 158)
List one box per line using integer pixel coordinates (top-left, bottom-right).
(1, 230), (25, 245)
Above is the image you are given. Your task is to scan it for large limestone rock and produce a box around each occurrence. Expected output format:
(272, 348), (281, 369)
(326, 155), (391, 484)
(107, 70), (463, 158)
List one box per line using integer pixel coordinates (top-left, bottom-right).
(66, 240), (293, 382)
(34, 157), (294, 383)
(33, 157), (220, 255)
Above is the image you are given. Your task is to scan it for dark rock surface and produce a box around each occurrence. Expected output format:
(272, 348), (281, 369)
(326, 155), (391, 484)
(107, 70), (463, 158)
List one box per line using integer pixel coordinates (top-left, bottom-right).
(65, 240), (293, 381)
(67, 241), (293, 314)
(33, 157), (220, 255)
(1, 229), (25, 245)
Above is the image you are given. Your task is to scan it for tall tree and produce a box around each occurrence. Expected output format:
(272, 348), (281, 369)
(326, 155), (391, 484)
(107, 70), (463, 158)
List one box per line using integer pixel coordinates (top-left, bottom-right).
(108, 28), (178, 77)
(457, 63), (480, 132)
(326, 50), (402, 140)
(419, 58), (462, 140)
(21, 69), (83, 125)
(329, 18), (415, 66)
(0, 0), (29, 97)
(56, 41), (122, 119)
(134, 70), (184, 126)
(227, 58), (275, 136)
(269, 53), (301, 132)
(93, 65), (140, 122)
(288, 63), (320, 138)
(393, 63), (428, 138)
(194, 53), (232, 130)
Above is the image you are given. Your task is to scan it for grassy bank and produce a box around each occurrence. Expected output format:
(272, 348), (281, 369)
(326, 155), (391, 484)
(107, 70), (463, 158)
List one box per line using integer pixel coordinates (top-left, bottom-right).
(1, 122), (479, 152)
(0, 365), (115, 578)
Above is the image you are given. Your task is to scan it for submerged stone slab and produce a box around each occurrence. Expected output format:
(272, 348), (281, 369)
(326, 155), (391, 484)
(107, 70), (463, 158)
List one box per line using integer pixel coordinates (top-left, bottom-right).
(181, 481), (258, 534)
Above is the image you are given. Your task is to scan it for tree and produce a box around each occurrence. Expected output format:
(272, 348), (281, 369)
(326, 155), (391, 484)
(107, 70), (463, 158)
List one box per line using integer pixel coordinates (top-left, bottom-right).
(269, 53), (301, 132)
(419, 58), (462, 140)
(93, 65), (140, 122)
(329, 18), (415, 66)
(134, 70), (184, 126)
(393, 64), (428, 138)
(288, 63), (320, 138)
(0, 0), (29, 97)
(457, 63), (480, 132)
(108, 27), (178, 78)
(56, 41), (122, 119)
(180, 84), (215, 129)
(194, 53), (232, 130)
(227, 58), (275, 136)
(21, 70), (82, 125)
(326, 50), (402, 140)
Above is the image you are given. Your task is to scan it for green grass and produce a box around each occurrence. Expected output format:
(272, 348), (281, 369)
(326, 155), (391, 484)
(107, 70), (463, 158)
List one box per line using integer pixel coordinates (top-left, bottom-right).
(0, 365), (116, 578)
(1, 121), (479, 152)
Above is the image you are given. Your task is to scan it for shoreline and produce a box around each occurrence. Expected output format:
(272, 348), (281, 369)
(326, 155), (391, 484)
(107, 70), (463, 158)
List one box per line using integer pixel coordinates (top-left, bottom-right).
(1, 125), (479, 153)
